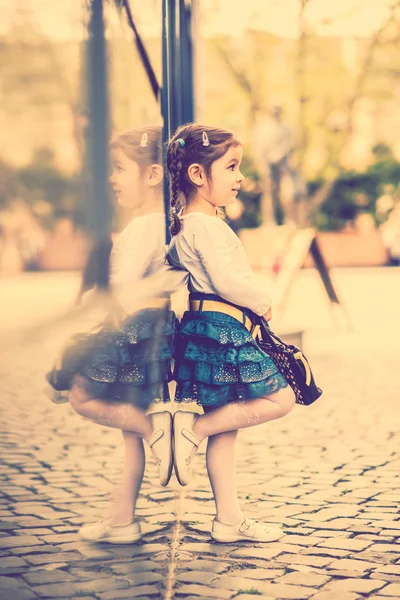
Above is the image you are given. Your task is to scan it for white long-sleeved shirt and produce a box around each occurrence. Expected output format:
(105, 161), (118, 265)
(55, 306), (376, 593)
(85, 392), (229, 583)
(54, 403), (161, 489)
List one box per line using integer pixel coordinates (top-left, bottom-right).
(110, 212), (187, 312)
(167, 212), (270, 316)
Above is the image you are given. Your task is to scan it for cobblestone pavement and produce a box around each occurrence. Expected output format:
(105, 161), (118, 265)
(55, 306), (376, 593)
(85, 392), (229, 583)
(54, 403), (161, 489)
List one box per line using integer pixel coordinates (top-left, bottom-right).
(1, 272), (400, 600)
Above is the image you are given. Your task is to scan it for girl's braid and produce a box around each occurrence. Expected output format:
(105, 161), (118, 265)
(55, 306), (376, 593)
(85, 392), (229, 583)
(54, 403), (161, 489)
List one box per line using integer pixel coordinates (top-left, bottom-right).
(167, 140), (186, 235)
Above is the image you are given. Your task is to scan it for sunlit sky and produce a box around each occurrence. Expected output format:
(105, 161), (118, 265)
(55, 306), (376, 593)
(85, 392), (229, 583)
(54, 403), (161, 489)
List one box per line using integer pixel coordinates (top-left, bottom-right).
(0, 0), (396, 40)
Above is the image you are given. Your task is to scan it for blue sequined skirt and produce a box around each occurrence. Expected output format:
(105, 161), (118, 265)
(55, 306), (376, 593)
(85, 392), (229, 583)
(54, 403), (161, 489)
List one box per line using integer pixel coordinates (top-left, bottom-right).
(47, 308), (178, 409)
(173, 294), (288, 409)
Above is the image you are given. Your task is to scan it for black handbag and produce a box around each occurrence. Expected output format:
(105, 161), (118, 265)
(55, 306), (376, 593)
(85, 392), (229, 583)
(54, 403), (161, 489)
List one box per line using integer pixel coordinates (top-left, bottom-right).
(257, 320), (322, 406)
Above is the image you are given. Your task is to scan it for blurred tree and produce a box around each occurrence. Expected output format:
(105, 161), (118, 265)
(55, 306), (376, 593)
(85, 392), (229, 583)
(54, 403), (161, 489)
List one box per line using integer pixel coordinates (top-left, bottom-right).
(200, 1), (400, 229)
(12, 147), (85, 228)
(309, 144), (400, 231)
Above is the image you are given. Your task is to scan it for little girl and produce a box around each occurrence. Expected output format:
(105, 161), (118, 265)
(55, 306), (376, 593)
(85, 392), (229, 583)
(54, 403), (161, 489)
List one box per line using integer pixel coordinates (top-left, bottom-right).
(47, 126), (184, 543)
(166, 124), (296, 543)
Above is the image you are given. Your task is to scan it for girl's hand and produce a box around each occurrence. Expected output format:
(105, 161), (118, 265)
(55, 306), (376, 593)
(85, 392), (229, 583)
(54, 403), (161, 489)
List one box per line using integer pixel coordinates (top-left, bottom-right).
(263, 308), (272, 321)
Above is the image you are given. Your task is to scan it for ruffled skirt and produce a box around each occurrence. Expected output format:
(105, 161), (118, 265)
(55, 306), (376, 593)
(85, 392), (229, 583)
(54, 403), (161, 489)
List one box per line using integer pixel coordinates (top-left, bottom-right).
(173, 296), (288, 409)
(47, 308), (178, 409)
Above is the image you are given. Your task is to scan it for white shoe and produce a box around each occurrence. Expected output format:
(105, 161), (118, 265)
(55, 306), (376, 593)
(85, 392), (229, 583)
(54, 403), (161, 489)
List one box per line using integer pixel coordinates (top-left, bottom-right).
(210, 515), (283, 543)
(79, 519), (143, 544)
(173, 411), (201, 486)
(147, 411), (173, 487)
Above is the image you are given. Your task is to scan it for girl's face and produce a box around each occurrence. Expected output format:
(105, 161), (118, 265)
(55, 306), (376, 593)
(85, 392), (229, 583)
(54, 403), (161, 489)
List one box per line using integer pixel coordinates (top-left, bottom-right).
(191, 145), (244, 208)
(109, 148), (141, 209)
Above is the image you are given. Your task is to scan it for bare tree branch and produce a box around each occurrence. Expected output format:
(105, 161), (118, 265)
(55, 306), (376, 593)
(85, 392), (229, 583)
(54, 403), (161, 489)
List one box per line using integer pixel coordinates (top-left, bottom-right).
(345, 0), (400, 138)
(213, 41), (253, 97)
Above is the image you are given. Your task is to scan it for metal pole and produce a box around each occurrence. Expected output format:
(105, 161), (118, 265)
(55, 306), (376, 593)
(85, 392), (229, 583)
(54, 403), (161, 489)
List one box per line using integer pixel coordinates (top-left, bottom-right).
(179, 0), (194, 123)
(162, 0), (171, 242)
(169, 0), (180, 133)
(86, 0), (111, 288)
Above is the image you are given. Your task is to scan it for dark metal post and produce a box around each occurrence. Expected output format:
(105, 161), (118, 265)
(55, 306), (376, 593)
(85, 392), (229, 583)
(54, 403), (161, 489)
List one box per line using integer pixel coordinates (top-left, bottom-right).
(169, 0), (181, 134)
(86, 0), (111, 288)
(162, 0), (195, 242)
(179, 0), (194, 123)
(162, 0), (172, 242)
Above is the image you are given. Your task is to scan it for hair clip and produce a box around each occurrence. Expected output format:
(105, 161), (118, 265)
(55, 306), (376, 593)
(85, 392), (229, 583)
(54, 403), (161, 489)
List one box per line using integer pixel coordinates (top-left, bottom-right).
(140, 133), (148, 148)
(177, 138), (185, 147)
(202, 131), (210, 147)
(171, 206), (177, 215)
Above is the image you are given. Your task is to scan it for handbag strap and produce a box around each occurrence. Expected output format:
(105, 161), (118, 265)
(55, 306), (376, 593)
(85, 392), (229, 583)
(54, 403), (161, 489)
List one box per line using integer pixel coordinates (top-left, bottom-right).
(260, 319), (295, 351)
(260, 319), (280, 349)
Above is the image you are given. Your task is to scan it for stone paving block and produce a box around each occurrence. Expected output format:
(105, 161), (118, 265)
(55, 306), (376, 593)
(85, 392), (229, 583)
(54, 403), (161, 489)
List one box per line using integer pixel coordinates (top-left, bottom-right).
(176, 584), (232, 597)
(367, 597), (400, 600)
(29, 562), (69, 572)
(26, 551), (82, 565)
(356, 534), (394, 542)
(375, 564), (400, 575)
(348, 526), (383, 535)
(0, 588), (37, 600)
(32, 577), (131, 597)
(362, 513), (399, 521)
(123, 571), (164, 586)
(180, 542), (236, 555)
(228, 568), (280, 580)
(309, 590), (363, 600)
(370, 574), (400, 583)
(12, 518), (64, 528)
(294, 507), (360, 522)
(263, 543), (304, 555)
(0, 576), (36, 600)
(109, 560), (162, 575)
(0, 535), (44, 549)
(65, 567), (111, 581)
(367, 544), (400, 554)
(22, 569), (78, 585)
(377, 583), (400, 596)
(51, 525), (79, 533)
(229, 595), (273, 600)
(175, 570), (219, 585)
(245, 582), (314, 599)
(325, 578), (387, 594)
(299, 546), (349, 558)
(230, 547), (282, 560)
(275, 554), (333, 567)
(184, 559), (230, 574)
(327, 558), (380, 571)
(240, 566), (286, 578)
(0, 521), (19, 530)
(316, 538), (372, 551)
(350, 551), (392, 564)
(11, 544), (59, 555)
(186, 523), (210, 534)
(0, 557), (28, 568)
(97, 585), (161, 599)
(280, 535), (325, 546)
(207, 575), (269, 595)
(124, 543), (169, 556)
(38, 533), (80, 544)
(14, 528), (53, 536)
(276, 572), (331, 587)
(302, 519), (354, 530)
(369, 521), (400, 530)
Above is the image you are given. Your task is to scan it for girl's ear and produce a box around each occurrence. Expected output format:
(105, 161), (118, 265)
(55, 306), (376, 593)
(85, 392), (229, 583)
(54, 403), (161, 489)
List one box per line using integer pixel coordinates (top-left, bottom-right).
(147, 164), (164, 187)
(187, 163), (205, 187)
